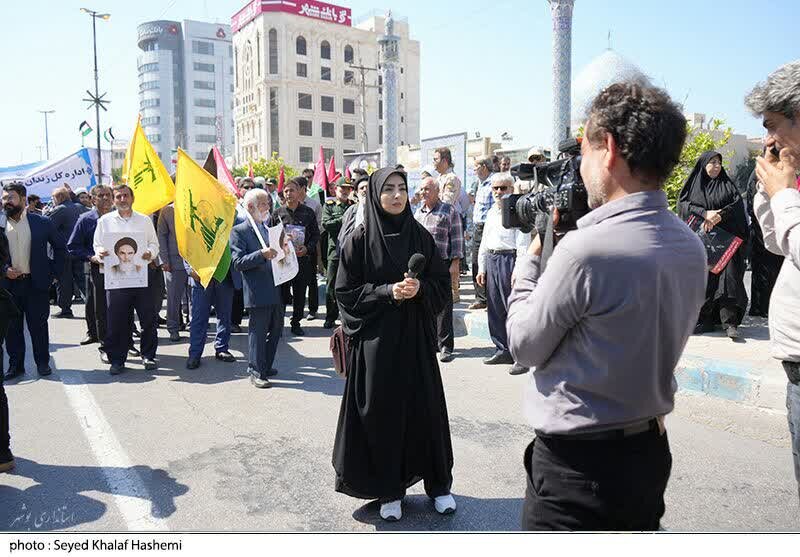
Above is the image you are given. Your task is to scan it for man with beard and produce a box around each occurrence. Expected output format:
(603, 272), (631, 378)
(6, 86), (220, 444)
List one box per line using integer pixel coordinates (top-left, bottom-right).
(507, 83), (707, 530)
(93, 184), (160, 375)
(1, 182), (66, 378)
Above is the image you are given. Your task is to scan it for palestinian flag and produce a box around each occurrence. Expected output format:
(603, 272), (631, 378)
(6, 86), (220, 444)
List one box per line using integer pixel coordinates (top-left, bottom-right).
(103, 127), (115, 142)
(79, 121), (92, 137)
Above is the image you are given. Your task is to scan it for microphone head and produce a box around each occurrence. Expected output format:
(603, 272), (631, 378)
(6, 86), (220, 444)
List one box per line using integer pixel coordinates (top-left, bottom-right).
(408, 253), (426, 276)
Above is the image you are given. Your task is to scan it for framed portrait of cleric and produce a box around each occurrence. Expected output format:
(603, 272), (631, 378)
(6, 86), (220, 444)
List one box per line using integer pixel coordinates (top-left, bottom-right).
(102, 231), (148, 290)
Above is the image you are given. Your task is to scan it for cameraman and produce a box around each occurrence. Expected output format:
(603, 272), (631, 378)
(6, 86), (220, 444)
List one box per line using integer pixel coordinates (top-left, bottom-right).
(747, 60), (800, 501)
(507, 82), (707, 531)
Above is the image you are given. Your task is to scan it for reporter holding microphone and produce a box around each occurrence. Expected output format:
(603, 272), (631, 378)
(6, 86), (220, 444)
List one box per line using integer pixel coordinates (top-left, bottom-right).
(333, 167), (456, 522)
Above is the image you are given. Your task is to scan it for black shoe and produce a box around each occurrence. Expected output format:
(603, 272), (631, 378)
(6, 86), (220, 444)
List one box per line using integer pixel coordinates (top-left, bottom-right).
(266, 368), (278, 377)
(132, 329), (141, 338)
(109, 364), (126, 375)
(231, 324), (242, 334)
(215, 351), (236, 363)
(693, 323), (715, 335)
(169, 331), (181, 342)
(157, 316), (167, 326)
(251, 375), (272, 389)
(0, 452), (15, 473)
(37, 366), (52, 377)
(307, 312), (318, 321)
(3, 368), (24, 380)
(80, 336), (99, 346)
(186, 358), (201, 370)
(143, 358), (157, 371)
(509, 363), (530, 376)
(291, 324), (306, 336)
(54, 310), (74, 318)
(726, 326), (741, 339)
(484, 350), (514, 365)
(323, 320), (336, 329)
(439, 348), (455, 363)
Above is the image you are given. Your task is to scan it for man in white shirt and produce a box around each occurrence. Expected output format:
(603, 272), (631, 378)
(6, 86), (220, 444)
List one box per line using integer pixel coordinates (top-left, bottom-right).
(747, 60), (800, 499)
(93, 184), (160, 375)
(476, 173), (530, 375)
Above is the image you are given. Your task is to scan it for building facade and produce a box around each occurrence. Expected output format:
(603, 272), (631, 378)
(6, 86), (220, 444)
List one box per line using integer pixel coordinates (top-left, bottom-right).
(136, 19), (234, 169)
(231, 1), (420, 169)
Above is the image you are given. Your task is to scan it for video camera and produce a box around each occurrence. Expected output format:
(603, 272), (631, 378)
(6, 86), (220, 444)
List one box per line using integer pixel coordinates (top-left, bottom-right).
(501, 138), (589, 236)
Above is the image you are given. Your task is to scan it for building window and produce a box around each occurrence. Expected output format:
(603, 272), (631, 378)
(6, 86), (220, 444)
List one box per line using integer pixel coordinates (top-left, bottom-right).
(192, 41), (214, 55)
(401, 92), (404, 99)
(344, 44), (354, 63)
(298, 93), (312, 110)
(141, 40), (158, 52)
(343, 98), (355, 114)
(343, 124), (356, 140)
(299, 147), (313, 163)
(321, 95), (334, 112)
(297, 62), (307, 77)
(194, 80), (215, 90)
(195, 116), (216, 126)
(401, 67), (404, 74)
(323, 148), (334, 161)
(379, 125), (383, 144)
(256, 32), (262, 76)
(138, 62), (159, 74)
(379, 100), (383, 119)
(147, 134), (162, 143)
(194, 98), (216, 108)
(378, 75), (383, 86)
(320, 40), (331, 60)
(141, 116), (161, 126)
(194, 62), (214, 72)
(140, 98), (160, 109)
(268, 28), (278, 74)
(195, 134), (217, 143)
(344, 70), (354, 85)
(401, 116), (404, 123)
(321, 122), (335, 138)
(139, 81), (159, 91)
(321, 66), (331, 81)
(296, 36), (307, 55)
(344, 149), (355, 155)
(299, 120), (313, 136)
(270, 87), (280, 156)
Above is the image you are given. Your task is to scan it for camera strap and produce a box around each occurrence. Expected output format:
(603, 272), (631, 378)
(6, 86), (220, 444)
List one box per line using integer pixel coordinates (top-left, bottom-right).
(540, 208), (556, 273)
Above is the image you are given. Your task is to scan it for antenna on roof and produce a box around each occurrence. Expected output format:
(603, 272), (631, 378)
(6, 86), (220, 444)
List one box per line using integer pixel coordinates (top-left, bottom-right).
(607, 30), (612, 50)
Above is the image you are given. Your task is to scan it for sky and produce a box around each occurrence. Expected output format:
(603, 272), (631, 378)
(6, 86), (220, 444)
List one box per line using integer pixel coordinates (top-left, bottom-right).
(1, 0), (796, 166)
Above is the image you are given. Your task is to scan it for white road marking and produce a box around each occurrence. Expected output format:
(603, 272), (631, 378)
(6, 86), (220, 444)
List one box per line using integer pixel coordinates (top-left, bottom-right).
(60, 372), (169, 531)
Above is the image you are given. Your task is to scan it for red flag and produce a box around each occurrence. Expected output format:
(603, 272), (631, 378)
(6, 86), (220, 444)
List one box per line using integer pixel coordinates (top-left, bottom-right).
(278, 165), (285, 193)
(248, 162), (254, 179)
(311, 146), (329, 197)
(345, 165), (352, 183)
(327, 155), (341, 191)
(202, 146), (240, 197)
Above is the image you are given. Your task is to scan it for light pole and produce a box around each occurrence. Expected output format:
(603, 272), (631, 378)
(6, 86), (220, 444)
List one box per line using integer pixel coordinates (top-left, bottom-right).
(81, 8), (111, 183)
(38, 110), (55, 160)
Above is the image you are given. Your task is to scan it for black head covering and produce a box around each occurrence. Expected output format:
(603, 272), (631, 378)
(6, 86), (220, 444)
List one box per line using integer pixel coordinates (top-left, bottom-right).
(363, 166), (423, 275)
(678, 150), (748, 237)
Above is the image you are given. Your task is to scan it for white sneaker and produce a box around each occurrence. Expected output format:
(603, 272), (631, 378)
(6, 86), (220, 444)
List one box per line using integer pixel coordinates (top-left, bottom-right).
(379, 499), (402, 521)
(434, 494), (456, 515)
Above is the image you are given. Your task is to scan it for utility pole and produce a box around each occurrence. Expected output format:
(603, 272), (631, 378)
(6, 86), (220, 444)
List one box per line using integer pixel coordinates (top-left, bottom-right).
(81, 8), (111, 183)
(349, 59), (379, 153)
(38, 110), (55, 160)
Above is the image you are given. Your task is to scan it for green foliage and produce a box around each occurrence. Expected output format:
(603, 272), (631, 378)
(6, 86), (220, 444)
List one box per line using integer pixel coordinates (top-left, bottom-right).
(663, 118), (733, 211)
(232, 152), (299, 180)
(111, 166), (123, 185)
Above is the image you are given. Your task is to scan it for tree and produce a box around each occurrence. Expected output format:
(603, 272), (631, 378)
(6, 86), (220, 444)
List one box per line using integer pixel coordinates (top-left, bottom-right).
(111, 167), (123, 185)
(232, 152), (299, 181)
(663, 118), (732, 211)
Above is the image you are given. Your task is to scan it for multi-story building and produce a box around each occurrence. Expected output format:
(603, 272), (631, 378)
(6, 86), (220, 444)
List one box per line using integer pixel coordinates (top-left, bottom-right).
(136, 19), (234, 169)
(231, 1), (420, 169)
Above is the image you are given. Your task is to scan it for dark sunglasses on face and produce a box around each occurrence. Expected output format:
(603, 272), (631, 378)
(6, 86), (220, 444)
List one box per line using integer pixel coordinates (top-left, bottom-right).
(492, 185), (509, 191)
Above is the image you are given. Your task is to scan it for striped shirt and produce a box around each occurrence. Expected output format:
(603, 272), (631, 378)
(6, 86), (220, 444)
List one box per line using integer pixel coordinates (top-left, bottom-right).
(414, 200), (464, 261)
(473, 174), (495, 224)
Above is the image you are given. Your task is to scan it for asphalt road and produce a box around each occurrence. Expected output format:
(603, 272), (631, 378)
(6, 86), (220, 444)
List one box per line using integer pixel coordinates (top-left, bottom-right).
(1, 296), (797, 532)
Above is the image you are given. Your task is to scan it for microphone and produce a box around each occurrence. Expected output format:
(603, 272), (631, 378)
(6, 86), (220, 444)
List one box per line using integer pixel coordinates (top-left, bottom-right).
(407, 253), (426, 279)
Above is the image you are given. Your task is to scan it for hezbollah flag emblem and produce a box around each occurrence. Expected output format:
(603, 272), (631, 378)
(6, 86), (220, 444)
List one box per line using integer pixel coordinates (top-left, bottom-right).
(122, 116), (175, 215)
(174, 148), (238, 288)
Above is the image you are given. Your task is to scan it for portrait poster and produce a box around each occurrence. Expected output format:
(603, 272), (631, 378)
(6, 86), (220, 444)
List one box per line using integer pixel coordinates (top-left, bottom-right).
(268, 222), (299, 286)
(102, 231), (149, 290)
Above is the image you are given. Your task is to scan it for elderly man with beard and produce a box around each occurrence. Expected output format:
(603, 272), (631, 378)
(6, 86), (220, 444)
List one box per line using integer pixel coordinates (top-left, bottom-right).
(1, 182), (66, 378)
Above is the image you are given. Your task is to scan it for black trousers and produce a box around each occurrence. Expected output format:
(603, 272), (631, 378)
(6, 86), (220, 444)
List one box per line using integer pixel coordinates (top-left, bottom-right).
(307, 256), (319, 315)
(521, 428), (671, 531)
(89, 265), (108, 349)
(436, 259), (455, 351)
(0, 318), (10, 456)
(283, 255), (316, 325)
(105, 283), (158, 366)
(325, 257), (340, 324)
(57, 255), (86, 311)
(232, 288), (244, 326)
(471, 222), (486, 304)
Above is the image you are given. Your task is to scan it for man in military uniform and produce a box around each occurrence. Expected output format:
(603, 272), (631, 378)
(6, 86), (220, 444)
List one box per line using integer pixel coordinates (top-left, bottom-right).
(321, 178), (354, 329)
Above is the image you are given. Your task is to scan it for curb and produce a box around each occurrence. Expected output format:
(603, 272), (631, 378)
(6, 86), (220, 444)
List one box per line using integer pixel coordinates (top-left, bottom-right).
(461, 311), (787, 413)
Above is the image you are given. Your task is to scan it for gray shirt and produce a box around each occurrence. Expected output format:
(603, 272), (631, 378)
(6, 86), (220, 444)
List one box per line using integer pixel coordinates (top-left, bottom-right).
(507, 191), (707, 435)
(156, 204), (183, 268)
(753, 186), (800, 361)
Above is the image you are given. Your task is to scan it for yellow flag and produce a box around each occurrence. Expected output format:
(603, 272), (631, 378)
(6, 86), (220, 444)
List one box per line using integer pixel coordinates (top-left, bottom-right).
(122, 116), (175, 215)
(174, 148), (238, 288)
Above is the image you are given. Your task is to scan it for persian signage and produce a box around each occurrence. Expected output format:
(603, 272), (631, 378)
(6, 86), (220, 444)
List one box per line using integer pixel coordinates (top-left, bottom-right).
(232, 0), (352, 33)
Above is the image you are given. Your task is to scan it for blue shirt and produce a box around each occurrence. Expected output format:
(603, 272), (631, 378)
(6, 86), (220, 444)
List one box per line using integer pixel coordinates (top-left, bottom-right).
(472, 173), (495, 224)
(67, 208), (101, 262)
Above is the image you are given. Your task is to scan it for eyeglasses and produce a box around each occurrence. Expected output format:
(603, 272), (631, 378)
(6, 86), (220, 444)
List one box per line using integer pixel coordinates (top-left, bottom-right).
(492, 186), (509, 191)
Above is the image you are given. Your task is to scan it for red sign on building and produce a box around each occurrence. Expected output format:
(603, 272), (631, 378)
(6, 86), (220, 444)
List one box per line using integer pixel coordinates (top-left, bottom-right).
(232, 0), (352, 33)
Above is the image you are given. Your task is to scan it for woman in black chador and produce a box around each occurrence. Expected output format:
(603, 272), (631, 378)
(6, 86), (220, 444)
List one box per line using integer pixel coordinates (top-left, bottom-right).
(333, 167), (455, 522)
(746, 168), (784, 317)
(678, 151), (749, 339)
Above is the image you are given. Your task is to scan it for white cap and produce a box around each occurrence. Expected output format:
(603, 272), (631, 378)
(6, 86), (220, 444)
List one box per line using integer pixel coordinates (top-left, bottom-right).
(527, 147), (545, 162)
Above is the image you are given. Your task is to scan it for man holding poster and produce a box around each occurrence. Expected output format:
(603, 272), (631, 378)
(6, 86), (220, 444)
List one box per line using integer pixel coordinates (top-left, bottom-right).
(93, 184), (160, 375)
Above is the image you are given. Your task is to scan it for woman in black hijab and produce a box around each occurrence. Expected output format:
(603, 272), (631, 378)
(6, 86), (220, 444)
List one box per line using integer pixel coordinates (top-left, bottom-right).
(678, 151), (749, 338)
(745, 168), (784, 317)
(333, 167), (455, 522)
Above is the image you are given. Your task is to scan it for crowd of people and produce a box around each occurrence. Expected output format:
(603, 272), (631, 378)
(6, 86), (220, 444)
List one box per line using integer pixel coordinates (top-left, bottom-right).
(1, 59), (799, 531)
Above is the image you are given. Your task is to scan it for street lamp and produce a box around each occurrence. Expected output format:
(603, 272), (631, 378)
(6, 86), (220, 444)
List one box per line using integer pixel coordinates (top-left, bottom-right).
(38, 109), (55, 160)
(81, 8), (111, 183)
